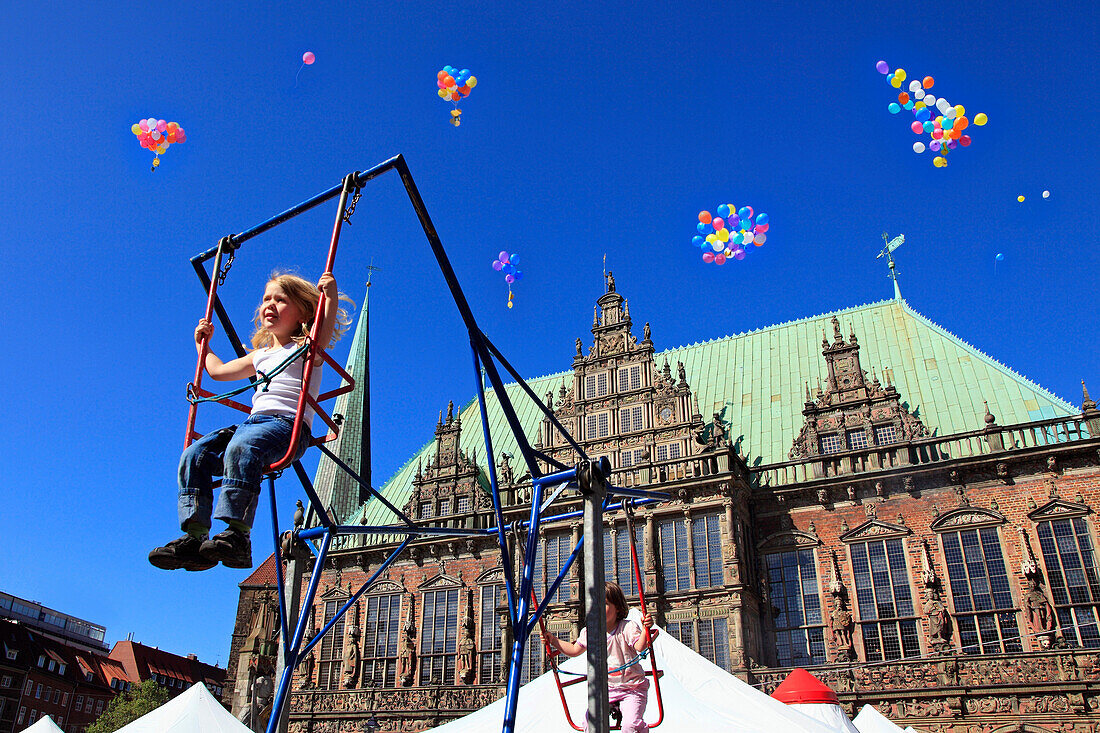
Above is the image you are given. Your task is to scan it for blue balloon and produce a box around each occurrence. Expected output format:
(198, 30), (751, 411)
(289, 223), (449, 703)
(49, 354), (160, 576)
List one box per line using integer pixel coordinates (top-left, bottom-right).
(942, 117), (954, 130)
(509, 253), (520, 266)
(903, 100), (914, 110)
(716, 204), (730, 218)
(923, 121), (935, 133)
(503, 263), (515, 275)
(692, 235), (704, 247)
(995, 253), (1004, 261)
(916, 108), (930, 121)
(514, 271), (523, 281)
(459, 69), (469, 77)
(756, 213), (769, 225)
(697, 222), (708, 235)
(888, 103), (901, 114)
(737, 207), (750, 219)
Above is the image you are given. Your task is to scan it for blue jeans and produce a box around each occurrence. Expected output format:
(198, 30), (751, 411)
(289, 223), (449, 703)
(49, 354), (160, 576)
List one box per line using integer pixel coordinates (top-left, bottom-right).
(177, 414), (309, 531)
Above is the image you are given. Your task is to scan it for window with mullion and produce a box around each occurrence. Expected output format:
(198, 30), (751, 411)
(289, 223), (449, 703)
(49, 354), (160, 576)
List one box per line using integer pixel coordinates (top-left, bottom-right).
(658, 518), (691, 592)
(361, 594), (402, 687)
(419, 589), (459, 685)
(697, 617), (731, 671)
(542, 532), (575, 602)
(692, 513), (725, 588)
(1037, 517), (1100, 647)
(850, 539), (920, 661)
(479, 585), (504, 684)
(941, 527), (1021, 654)
(317, 599), (347, 690)
(617, 365), (642, 392)
(604, 524), (645, 596)
(619, 405), (644, 433)
(766, 549), (827, 666)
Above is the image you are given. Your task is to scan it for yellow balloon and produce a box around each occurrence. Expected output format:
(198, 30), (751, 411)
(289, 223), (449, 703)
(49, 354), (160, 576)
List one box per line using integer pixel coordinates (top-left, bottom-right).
(1017, 195), (1025, 202)
(718, 228), (729, 242)
(131, 123), (141, 135)
(895, 68), (907, 82)
(890, 76), (902, 88)
(974, 112), (988, 126)
(438, 89), (448, 98)
(914, 101), (925, 111)
(933, 156), (946, 167)
(706, 233), (716, 243)
(954, 104), (965, 116)
(466, 76), (477, 88)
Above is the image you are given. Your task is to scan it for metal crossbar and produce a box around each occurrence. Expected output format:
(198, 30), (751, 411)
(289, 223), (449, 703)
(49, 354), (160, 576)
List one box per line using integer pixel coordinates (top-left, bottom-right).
(187, 156), (668, 733)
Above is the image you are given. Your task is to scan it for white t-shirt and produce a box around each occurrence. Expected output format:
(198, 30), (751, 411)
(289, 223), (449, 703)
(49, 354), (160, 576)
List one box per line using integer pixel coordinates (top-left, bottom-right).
(250, 342), (321, 426)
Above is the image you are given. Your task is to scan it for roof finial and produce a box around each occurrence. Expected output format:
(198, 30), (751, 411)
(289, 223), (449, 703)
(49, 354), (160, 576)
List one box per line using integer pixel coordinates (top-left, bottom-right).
(1083, 380), (1097, 412)
(805, 382), (812, 402)
(593, 304), (599, 326)
(983, 400), (997, 426)
(849, 322), (857, 345)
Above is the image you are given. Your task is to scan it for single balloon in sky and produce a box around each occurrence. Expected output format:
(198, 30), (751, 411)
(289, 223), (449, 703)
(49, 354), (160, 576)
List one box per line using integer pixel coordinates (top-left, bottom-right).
(1017, 195), (1025, 202)
(295, 51), (316, 86)
(1042, 190), (1050, 199)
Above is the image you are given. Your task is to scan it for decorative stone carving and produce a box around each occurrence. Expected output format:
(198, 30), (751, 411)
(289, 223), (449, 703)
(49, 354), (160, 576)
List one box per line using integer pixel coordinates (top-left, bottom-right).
(828, 552), (855, 661)
(921, 542), (952, 654)
(341, 597), (361, 689)
(457, 589), (477, 684)
(398, 593), (417, 687)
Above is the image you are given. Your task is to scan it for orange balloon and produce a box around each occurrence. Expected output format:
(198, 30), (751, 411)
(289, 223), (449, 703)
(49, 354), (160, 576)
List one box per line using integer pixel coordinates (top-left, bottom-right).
(898, 92), (909, 105)
(437, 70), (447, 80)
(955, 116), (968, 130)
(922, 76), (934, 89)
(458, 85), (470, 94)
(443, 75), (455, 87)
(451, 92), (460, 101)
(698, 211), (712, 225)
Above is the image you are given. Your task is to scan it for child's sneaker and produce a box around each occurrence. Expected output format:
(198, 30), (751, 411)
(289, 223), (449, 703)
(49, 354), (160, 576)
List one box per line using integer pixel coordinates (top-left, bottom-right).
(148, 535), (217, 572)
(200, 528), (253, 569)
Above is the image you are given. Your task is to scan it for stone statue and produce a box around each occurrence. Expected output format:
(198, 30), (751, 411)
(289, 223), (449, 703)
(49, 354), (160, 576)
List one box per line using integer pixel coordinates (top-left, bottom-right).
(498, 452), (515, 486)
(341, 622), (361, 688)
(457, 625), (477, 684)
(606, 270), (615, 292)
(695, 412), (729, 450)
(924, 586), (952, 653)
(398, 633), (416, 687)
(1022, 575), (1057, 647)
(238, 675), (274, 731)
(677, 361), (687, 385)
(830, 588), (855, 661)
(575, 337), (583, 357)
(643, 322), (651, 341)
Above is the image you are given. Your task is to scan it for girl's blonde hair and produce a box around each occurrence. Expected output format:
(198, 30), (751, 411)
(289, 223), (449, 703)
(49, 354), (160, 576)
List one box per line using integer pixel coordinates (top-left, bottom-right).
(250, 272), (355, 349)
(605, 581), (628, 624)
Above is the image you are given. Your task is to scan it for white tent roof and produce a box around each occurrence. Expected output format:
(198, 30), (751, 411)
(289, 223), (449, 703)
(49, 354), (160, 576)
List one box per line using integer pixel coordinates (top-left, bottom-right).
(24, 715), (64, 732)
(852, 704), (913, 733)
(426, 613), (836, 732)
(789, 702), (860, 733)
(114, 682), (253, 733)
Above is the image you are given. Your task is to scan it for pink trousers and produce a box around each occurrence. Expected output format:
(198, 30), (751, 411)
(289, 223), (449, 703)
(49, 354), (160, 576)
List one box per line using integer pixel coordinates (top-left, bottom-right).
(583, 681), (649, 733)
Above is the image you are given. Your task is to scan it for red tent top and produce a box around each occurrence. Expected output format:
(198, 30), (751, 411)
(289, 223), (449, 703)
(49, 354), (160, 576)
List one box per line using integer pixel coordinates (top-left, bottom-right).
(770, 667), (840, 705)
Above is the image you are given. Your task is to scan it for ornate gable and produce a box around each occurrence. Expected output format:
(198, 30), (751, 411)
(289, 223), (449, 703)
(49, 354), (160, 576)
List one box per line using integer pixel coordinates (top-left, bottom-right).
(403, 400), (489, 519)
(536, 274), (707, 473)
(758, 529), (822, 551)
(418, 573), (463, 590)
(930, 506), (1006, 531)
(475, 568), (505, 585)
(839, 518), (911, 543)
(790, 316), (928, 460)
(365, 579), (405, 595)
(1028, 498), (1090, 521)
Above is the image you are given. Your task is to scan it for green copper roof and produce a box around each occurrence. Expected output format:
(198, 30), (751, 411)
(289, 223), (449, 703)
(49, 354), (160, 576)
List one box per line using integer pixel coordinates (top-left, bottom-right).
(348, 298), (1078, 529)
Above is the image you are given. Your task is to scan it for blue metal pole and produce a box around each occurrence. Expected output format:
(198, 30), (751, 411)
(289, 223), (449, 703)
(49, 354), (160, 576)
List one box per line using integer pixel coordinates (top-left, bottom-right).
(268, 475), (292, 657)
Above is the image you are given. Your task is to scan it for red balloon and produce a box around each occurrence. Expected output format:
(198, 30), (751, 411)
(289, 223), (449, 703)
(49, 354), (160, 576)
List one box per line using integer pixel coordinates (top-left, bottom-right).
(715, 253), (727, 265)
(712, 217), (724, 231)
(910, 121), (923, 134)
(898, 92), (910, 105)
(302, 51), (315, 65)
(959, 135), (971, 146)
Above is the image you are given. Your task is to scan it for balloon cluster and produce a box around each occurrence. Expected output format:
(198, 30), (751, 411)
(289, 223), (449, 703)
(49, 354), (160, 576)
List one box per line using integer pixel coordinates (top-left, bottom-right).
(877, 61), (987, 168)
(691, 205), (769, 265)
(437, 66), (477, 126)
(131, 118), (186, 171)
(491, 251), (523, 308)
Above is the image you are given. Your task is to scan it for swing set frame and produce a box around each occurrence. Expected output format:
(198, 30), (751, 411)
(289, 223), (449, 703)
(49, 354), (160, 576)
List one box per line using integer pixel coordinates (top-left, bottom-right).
(184, 155), (668, 733)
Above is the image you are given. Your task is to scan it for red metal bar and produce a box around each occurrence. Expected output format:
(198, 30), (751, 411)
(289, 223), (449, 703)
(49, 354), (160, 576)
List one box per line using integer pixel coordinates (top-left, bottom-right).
(268, 173), (356, 472)
(625, 504), (664, 728)
(534, 590), (585, 731)
(184, 238), (232, 447)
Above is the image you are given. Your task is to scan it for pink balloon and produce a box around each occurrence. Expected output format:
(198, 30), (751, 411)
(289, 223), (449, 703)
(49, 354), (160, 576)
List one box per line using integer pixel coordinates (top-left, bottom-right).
(138, 120), (149, 132)
(498, 251), (509, 263)
(156, 119), (167, 132)
(910, 121), (923, 134)
(492, 260), (503, 271)
(303, 51), (315, 65)
(702, 252), (714, 263)
(714, 254), (727, 265)
(712, 217), (724, 231)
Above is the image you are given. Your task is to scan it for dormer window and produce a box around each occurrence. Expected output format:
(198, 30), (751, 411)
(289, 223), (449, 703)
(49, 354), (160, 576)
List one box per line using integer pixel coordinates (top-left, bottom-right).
(874, 425), (898, 445)
(846, 429), (868, 450)
(38, 655), (46, 668)
(819, 434), (843, 454)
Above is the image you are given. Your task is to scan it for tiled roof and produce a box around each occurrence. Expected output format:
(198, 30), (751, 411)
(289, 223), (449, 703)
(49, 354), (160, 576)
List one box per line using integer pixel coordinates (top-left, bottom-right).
(240, 553), (279, 587)
(341, 297), (1076, 538)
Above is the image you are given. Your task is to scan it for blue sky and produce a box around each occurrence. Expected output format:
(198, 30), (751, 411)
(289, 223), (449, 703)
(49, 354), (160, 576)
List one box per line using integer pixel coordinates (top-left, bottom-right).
(0, 0), (1096, 668)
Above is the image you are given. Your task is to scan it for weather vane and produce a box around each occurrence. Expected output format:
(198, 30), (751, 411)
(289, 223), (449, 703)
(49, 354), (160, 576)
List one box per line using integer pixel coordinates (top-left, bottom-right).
(876, 232), (906, 299)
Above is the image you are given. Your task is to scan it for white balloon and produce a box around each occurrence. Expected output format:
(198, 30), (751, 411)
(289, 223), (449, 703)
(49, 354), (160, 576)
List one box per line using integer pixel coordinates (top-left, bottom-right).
(909, 80), (921, 92)
(711, 241), (724, 252)
(945, 106), (957, 119)
(913, 141), (926, 153)
(914, 89), (926, 100)
(924, 94), (937, 107)
(1042, 190), (1051, 198)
